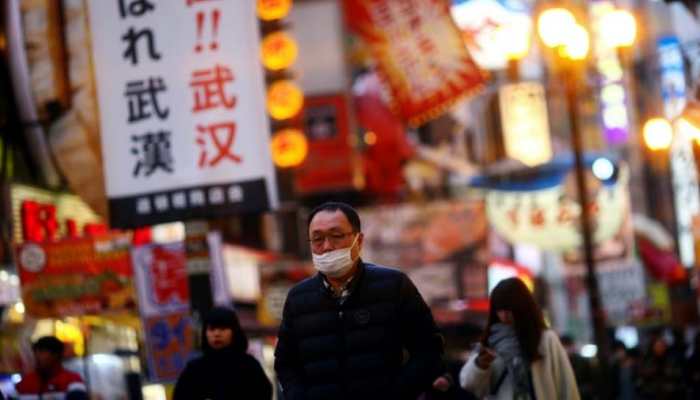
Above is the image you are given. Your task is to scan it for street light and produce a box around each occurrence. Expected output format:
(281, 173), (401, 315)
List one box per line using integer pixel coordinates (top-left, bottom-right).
(538, 5), (636, 374)
(643, 117), (674, 151)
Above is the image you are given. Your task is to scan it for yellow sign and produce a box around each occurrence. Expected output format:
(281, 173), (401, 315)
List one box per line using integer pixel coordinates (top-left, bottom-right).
(261, 31), (298, 71)
(270, 129), (308, 168)
(257, 0), (292, 21)
(267, 80), (304, 120)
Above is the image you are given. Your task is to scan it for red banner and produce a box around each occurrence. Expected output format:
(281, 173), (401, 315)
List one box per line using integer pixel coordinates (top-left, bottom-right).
(15, 235), (135, 318)
(343, 0), (486, 126)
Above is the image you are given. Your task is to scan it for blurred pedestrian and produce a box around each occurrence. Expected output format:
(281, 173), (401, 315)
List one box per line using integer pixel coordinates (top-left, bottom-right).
(274, 202), (444, 400)
(459, 278), (580, 399)
(16, 336), (87, 400)
(684, 332), (700, 400)
(636, 335), (683, 400)
(173, 306), (272, 400)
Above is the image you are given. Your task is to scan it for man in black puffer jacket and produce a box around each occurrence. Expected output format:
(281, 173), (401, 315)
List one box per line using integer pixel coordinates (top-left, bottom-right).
(275, 202), (444, 400)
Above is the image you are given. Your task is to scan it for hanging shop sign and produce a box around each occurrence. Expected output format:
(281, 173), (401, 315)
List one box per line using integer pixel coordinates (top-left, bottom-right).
(294, 94), (357, 194)
(14, 235), (135, 318)
(143, 312), (195, 382)
(590, 1), (630, 145)
(473, 157), (628, 251)
(87, 0), (278, 229)
(343, 0), (486, 126)
(658, 36), (700, 268)
(131, 243), (190, 318)
(450, 0), (532, 70)
(498, 82), (552, 166)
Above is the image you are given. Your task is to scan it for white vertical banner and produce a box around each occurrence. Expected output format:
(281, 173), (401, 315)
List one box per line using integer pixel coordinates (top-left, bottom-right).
(87, 0), (278, 229)
(658, 36), (700, 267)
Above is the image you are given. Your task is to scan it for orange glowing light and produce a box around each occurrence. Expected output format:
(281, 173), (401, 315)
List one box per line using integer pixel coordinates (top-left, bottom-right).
(270, 128), (308, 168)
(267, 80), (304, 120)
(257, 0), (292, 21)
(261, 31), (298, 71)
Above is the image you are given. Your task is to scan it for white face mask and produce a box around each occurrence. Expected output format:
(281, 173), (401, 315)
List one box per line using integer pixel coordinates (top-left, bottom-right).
(312, 234), (359, 278)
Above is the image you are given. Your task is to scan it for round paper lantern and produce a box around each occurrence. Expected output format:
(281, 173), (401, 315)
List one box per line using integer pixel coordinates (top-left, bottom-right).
(267, 80), (304, 120)
(261, 31), (298, 71)
(270, 128), (308, 167)
(257, 0), (292, 21)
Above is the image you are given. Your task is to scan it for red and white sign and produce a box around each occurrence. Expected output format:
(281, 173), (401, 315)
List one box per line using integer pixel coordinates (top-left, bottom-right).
(132, 243), (190, 317)
(87, 0), (277, 228)
(343, 0), (486, 126)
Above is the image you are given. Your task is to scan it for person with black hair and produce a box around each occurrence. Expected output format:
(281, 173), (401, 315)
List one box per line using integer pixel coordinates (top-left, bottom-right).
(173, 307), (272, 400)
(274, 201), (444, 400)
(16, 336), (87, 400)
(459, 278), (580, 399)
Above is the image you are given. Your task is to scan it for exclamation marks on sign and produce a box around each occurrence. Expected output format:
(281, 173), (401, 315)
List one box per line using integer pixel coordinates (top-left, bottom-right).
(195, 9), (220, 53)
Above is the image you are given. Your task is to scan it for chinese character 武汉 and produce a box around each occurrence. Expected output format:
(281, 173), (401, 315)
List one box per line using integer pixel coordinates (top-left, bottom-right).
(189, 64), (236, 112)
(125, 78), (170, 122)
(119, 0), (154, 18)
(196, 122), (242, 167)
(122, 27), (162, 65)
(131, 131), (174, 177)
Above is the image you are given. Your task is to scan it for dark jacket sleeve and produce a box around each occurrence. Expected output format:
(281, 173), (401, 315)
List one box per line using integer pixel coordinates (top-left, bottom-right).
(172, 361), (196, 400)
(396, 274), (445, 398)
(274, 296), (306, 400)
(244, 354), (273, 400)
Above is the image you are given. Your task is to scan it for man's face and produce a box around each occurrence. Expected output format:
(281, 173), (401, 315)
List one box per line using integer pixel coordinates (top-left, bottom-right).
(309, 210), (363, 257)
(34, 350), (59, 372)
(206, 326), (233, 350)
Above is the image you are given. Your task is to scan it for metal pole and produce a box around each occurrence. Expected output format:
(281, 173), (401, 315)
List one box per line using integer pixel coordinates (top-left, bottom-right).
(562, 63), (611, 369)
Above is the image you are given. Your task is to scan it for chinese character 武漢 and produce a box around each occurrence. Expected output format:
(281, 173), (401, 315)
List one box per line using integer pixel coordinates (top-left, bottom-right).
(196, 122), (242, 167)
(122, 27), (162, 65)
(189, 64), (236, 112)
(131, 131), (174, 177)
(125, 78), (170, 122)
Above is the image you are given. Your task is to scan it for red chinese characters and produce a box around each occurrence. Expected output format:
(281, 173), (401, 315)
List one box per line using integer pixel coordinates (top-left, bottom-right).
(186, 2), (241, 169)
(149, 246), (189, 306)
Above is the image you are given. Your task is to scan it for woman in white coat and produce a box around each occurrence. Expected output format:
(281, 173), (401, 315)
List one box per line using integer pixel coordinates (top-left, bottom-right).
(460, 278), (580, 400)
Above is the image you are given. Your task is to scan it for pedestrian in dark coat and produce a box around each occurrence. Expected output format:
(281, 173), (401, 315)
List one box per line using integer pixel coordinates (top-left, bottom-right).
(173, 307), (272, 400)
(274, 202), (445, 400)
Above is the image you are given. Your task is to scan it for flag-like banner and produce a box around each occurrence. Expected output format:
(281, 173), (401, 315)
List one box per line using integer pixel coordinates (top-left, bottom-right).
(87, 0), (277, 228)
(343, 0), (486, 126)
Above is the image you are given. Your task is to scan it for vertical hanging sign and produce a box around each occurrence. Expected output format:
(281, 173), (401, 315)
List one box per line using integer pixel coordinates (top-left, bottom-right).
(658, 36), (700, 268)
(87, 0), (278, 229)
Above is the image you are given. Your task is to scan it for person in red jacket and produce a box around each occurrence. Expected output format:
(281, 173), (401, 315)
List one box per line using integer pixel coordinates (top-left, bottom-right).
(16, 336), (87, 400)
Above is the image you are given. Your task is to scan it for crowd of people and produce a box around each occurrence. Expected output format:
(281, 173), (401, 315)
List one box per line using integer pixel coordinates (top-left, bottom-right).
(4, 202), (697, 399)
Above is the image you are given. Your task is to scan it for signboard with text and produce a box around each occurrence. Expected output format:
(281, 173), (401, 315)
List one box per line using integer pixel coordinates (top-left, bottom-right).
(132, 243), (190, 317)
(87, 0), (278, 228)
(15, 235), (135, 318)
(343, 0), (486, 126)
(143, 312), (195, 382)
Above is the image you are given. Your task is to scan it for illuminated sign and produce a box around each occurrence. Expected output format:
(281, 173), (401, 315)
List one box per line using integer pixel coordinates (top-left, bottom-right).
(10, 184), (103, 243)
(499, 82), (552, 166)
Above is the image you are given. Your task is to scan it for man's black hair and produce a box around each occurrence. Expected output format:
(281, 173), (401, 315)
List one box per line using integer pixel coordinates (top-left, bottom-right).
(307, 202), (361, 232)
(32, 336), (65, 357)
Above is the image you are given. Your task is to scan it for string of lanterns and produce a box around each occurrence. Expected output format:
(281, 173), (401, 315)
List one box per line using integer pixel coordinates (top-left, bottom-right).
(258, 0), (308, 168)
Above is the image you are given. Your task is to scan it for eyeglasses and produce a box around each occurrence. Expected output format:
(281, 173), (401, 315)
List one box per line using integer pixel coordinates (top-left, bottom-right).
(308, 231), (355, 249)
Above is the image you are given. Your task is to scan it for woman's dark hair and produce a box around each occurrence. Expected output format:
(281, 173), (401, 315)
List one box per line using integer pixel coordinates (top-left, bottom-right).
(307, 202), (361, 233)
(483, 278), (546, 362)
(202, 307), (248, 354)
